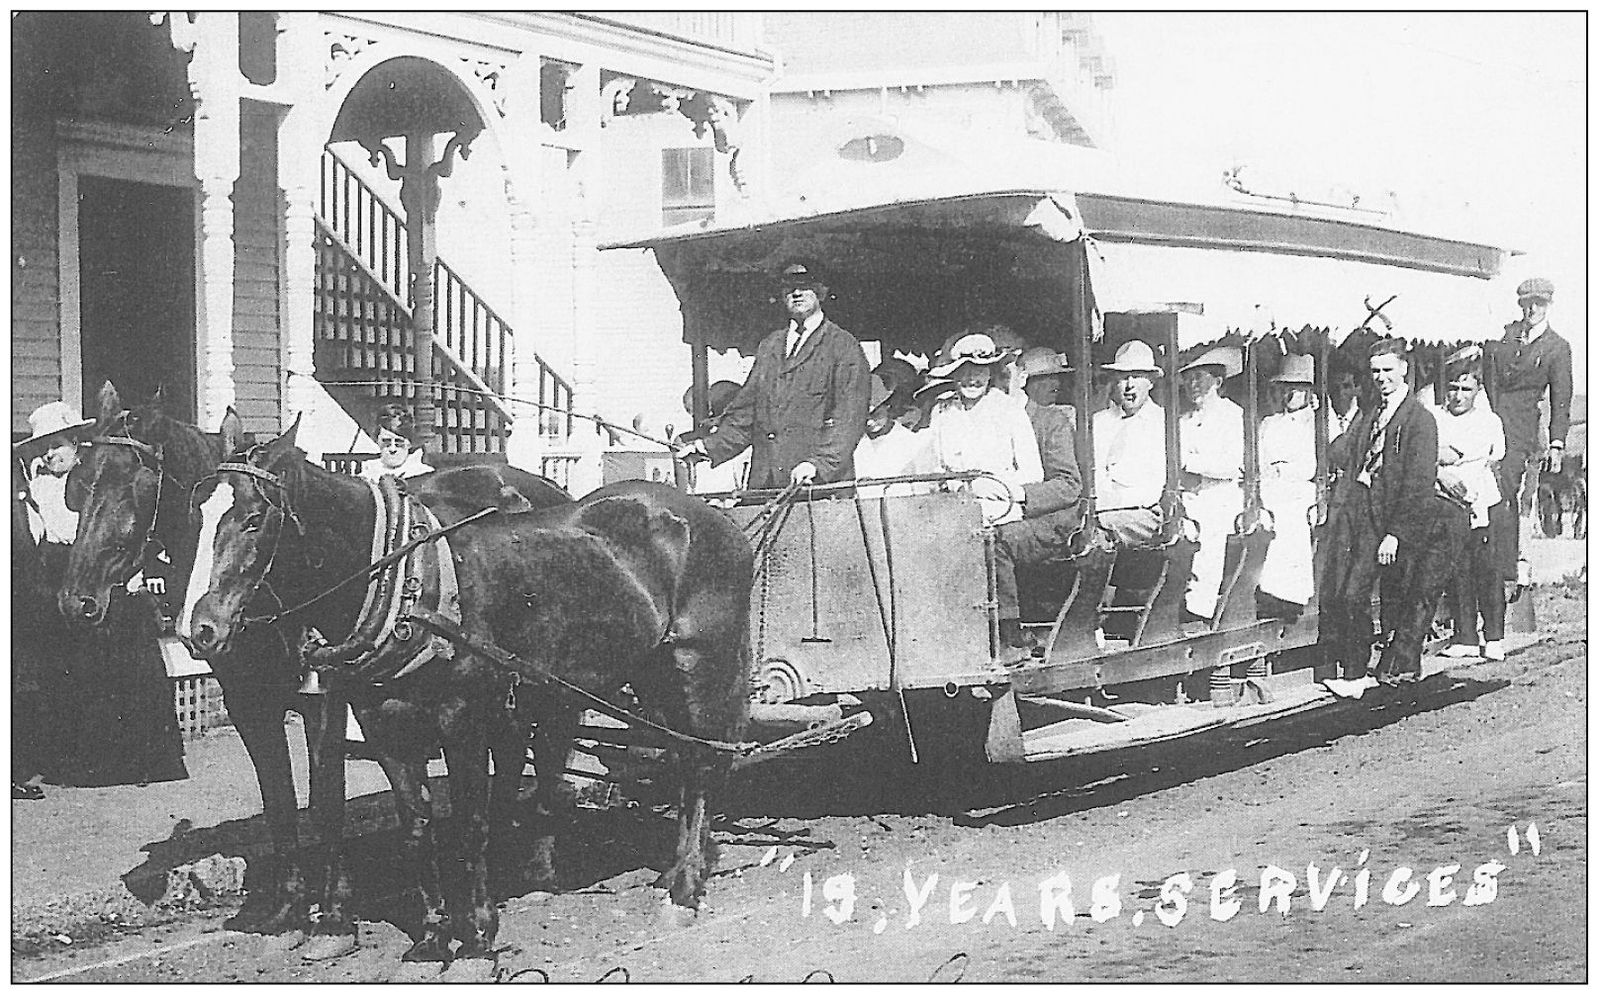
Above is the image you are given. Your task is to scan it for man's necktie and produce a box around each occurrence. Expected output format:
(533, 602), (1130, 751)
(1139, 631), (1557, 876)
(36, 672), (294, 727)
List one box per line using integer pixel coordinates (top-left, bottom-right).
(1359, 410), (1387, 479)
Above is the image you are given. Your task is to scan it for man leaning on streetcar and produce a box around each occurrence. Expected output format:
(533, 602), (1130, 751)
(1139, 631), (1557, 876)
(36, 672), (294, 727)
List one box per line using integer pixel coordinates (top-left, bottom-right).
(679, 259), (871, 490)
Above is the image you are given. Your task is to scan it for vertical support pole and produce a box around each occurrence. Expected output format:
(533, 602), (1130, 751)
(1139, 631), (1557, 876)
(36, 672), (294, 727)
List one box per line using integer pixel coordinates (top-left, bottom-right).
(275, 12), (323, 445)
(1159, 314), (1182, 539)
(401, 130), (439, 455)
(1072, 242), (1097, 521)
(190, 13), (242, 428)
(690, 340), (710, 434)
(1242, 339), (1262, 528)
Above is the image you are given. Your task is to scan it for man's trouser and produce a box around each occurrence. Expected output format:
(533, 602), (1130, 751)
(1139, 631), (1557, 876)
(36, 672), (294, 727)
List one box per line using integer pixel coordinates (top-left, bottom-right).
(995, 505), (1085, 622)
(1452, 519), (1506, 645)
(1095, 506), (1162, 549)
(1493, 448), (1537, 575)
(1319, 484), (1381, 679)
(1181, 481), (1242, 619)
(1375, 496), (1470, 681)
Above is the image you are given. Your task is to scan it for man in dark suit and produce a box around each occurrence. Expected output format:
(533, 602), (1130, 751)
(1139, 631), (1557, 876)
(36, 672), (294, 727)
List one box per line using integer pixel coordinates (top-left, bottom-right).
(1321, 338), (1451, 696)
(995, 346), (1085, 653)
(1485, 276), (1574, 580)
(686, 260), (871, 490)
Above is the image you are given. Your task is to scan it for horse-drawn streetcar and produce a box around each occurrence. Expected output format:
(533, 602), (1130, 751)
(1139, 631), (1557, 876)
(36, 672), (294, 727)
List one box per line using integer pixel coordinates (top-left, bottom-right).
(606, 175), (1518, 767)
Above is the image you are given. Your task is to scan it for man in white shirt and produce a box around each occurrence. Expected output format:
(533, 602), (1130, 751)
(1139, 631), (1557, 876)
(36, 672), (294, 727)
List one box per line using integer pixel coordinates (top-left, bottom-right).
(1091, 340), (1166, 546)
(1177, 345), (1246, 622)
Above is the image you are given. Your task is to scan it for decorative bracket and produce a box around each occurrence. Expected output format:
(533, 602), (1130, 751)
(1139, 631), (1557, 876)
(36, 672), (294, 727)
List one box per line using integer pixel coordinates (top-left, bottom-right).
(462, 58), (508, 118)
(325, 32), (378, 89)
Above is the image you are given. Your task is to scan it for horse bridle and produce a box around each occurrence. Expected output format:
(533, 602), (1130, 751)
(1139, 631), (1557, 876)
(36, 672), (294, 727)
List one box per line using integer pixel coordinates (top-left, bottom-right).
(81, 432), (165, 580)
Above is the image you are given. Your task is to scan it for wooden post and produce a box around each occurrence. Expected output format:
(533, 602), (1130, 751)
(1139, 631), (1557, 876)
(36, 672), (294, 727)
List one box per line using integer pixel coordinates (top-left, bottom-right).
(1072, 246), (1096, 521)
(690, 340), (710, 434)
(1159, 314), (1182, 537)
(401, 130), (439, 454)
(1241, 339), (1262, 529)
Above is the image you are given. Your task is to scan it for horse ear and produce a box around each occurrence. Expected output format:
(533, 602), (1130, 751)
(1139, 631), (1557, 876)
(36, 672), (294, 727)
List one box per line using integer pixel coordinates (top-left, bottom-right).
(96, 380), (123, 430)
(149, 383), (167, 413)
(257, 414), (302, 465)
(219, 408), (245, 456)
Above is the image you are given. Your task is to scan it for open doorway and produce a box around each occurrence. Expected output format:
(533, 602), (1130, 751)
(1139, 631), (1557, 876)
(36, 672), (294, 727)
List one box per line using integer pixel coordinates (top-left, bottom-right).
(77, 176), (195, 419)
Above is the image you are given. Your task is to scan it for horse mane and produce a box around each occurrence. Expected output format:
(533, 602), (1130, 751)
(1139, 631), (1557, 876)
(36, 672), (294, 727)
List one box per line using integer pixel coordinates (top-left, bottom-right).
(134, 408), (224, 484)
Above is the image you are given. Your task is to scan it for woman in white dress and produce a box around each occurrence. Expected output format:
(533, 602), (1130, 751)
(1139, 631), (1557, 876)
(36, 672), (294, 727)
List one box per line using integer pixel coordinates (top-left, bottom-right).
(1256, 354), (1319, 615)
(925, 333), (1042, 526)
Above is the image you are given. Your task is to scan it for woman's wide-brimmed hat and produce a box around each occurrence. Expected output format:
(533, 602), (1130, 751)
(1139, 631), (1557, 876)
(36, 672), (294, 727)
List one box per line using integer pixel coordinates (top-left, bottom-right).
(913, 377), (957, 406)
(1101, 339), (1163, 376)
(929, 333), (1013, 378)
(1270, 353), (1315, 385)
(14, 400), (94, 451)
(1179, 344), (1244, 379)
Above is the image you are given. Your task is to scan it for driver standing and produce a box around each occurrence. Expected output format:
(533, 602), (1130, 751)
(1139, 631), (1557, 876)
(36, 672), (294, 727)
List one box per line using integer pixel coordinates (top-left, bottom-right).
(684, 260), (871, 490)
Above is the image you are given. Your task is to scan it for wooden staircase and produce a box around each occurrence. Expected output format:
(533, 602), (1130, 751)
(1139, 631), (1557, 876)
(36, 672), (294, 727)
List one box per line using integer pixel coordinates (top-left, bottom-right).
(313, 149), (574, 456)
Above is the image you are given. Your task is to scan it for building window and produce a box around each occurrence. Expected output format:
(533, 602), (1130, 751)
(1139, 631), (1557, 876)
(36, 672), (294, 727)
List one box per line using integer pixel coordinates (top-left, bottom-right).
(662, 147), (715, 226)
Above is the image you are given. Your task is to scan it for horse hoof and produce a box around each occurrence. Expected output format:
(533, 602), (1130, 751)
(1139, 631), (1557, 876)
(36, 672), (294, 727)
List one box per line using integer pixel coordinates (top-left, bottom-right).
(227, 902), (299, 935)
(260, 930), (308, 955)
(650, 895), (700, 930)
(391, 960), (447, 983)
(440, 956), (497, 984)
(300, 932), (359, 962)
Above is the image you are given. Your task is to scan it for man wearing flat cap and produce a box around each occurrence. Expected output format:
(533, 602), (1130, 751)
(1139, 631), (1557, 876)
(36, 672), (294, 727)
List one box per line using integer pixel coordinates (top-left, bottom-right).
(1485, 276), (1574, 579)
(688, 259), (872, 489)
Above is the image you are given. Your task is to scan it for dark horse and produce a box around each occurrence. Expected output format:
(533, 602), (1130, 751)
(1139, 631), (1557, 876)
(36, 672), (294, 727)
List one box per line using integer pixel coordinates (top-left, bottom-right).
(59, 384), (571, 957)
(181, 421), (752, 974)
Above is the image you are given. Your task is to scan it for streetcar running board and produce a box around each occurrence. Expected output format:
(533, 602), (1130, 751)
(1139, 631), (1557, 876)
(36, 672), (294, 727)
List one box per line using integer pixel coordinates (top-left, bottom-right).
(988, 632), (1541, 763)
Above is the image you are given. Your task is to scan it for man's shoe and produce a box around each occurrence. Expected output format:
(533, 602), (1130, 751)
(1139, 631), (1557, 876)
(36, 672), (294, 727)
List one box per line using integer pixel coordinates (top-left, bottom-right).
(1442, 643), (1480, 659)
(1483, 640), (1505, 661)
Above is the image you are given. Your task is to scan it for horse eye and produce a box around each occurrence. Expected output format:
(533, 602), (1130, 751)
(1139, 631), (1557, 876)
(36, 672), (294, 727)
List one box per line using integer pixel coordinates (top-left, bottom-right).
(241, 513), (265, 533)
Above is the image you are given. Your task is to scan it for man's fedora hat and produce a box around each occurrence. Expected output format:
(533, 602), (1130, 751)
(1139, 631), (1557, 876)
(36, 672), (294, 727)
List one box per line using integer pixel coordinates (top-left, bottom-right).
(1101, 339), (1163, 376)
(1179, 344), (1243, 379)
(930, 333), (1012, 378)
(14, 400), (94, 451)
(1270, 353), (1315, 385)
(1515, 277), (1554, 303)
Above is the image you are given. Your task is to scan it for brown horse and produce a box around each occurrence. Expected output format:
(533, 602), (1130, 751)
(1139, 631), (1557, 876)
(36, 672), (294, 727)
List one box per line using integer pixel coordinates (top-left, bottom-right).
(180, 421), (751, 973)
(59, 384), (570, 954)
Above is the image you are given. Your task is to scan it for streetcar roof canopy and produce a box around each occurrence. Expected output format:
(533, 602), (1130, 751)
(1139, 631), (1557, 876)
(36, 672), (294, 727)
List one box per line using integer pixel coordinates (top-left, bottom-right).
(603, 124), (1510, 354)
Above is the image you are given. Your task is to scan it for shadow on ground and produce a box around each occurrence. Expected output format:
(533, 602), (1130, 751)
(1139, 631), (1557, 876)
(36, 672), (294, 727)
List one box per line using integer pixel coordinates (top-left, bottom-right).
(114, 669), (1510, 934)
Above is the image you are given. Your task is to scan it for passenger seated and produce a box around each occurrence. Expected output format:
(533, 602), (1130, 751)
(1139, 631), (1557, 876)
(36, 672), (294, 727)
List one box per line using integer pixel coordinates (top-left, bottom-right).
(926, 332), (1042, 526)
(1257, 354), (1318, 617)
(1091, 340), (1166, 546)
(854, 377), (932, 497)
(1177, 345), (1246, 623)
(1019, 347), (1078, 432)
(993, 345), (1086, 653)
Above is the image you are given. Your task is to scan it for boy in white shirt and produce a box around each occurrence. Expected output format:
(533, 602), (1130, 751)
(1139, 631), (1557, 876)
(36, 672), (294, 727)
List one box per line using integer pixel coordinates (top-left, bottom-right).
(1432, 350), (1508, 660)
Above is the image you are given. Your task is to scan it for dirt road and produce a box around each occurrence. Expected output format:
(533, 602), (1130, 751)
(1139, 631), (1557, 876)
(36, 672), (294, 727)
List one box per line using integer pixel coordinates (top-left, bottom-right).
(15, 589), (1585, 983)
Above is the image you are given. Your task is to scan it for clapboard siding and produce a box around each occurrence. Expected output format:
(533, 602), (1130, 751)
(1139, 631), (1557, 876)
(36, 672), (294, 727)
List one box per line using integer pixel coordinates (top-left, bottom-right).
(231, 104), (281, 434)
(12, 115), (61, 430)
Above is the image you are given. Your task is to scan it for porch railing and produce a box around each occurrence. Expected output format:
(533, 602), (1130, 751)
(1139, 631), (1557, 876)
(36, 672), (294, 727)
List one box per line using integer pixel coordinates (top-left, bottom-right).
(315, 148), (576, 456)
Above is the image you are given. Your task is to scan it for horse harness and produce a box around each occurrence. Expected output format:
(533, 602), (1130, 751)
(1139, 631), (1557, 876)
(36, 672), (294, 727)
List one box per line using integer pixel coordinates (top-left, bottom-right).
(218, 459), (862, 762)
(298, 473), (465, 685)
